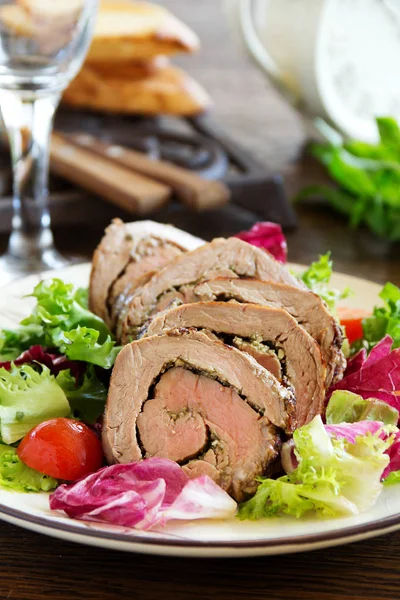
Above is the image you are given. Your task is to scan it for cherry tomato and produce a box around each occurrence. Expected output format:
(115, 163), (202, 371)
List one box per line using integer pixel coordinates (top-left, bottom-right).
(337, 307), (371, 346)
(17, 418), (103, 481)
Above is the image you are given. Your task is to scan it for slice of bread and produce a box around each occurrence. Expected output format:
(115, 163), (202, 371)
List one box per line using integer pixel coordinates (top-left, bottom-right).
(63, 61), (211, 115)
(87, 0), (200, 63)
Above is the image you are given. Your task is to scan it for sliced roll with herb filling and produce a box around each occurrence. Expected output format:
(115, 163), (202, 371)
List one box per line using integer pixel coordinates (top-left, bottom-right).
(117, 237), (306, 343)
(191, 277), (345, 386)
(89, 219), (203, 328)
(102, 329), (295, 501)
(146, 302), (327, 428)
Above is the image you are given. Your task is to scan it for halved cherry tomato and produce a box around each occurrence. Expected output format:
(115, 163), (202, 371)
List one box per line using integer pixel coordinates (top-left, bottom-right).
(337, 307), (371, 345)
(17, 418), (103, 481)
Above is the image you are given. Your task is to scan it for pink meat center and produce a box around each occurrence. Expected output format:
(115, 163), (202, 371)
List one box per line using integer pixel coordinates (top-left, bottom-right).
(136, 367), (273, 484)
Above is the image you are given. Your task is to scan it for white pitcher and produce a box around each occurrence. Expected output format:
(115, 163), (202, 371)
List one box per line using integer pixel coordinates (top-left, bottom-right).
(225, 0), (400, 142)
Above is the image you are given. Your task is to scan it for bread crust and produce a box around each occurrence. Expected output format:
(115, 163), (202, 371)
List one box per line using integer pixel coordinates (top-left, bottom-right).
(63, 63), (211, 116)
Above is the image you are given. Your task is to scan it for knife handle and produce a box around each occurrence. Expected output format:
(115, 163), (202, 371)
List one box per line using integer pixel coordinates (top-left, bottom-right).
(50, 133), (171, 215)
(67, 133), (231, 211)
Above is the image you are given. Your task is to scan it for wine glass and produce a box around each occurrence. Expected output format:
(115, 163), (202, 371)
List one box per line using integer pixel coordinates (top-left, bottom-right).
(0, 0), (98, 285)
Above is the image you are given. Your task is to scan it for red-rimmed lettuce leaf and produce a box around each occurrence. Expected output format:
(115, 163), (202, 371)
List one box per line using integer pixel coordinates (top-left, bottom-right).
(0, 345), (85, 381)
(329, 335), (400, 414)
(384, 433), (400, 482)
(282, 419), (399, 483)
(325, 421), (400, 481)
(324, 421), (388, 444)
(235, 222), (287, 263)
(49, 458), (237, 529)
(0, 345), (107, 426)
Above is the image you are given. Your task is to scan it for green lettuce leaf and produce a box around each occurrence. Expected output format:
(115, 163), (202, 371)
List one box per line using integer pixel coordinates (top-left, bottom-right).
(238, 415), (391, 520)
(0, 445), (57, 492)
(298, 253), (352, 313)
(383, 471), (400, 486)
(21, 279), (110, 342)
(326, 390), (399, 426)
(57, 328), (121, 369)
(0, 364), (70, 444)
(0, 278), (120, 369)
(356, 282), (400, 351)
(57, 366), (107, 423)
(0, 325), (45, 361)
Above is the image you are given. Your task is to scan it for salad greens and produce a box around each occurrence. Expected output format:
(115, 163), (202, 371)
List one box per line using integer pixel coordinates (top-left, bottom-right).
(57, 366), (107, 424)
(0, 219), (398, 530)
(0, 445), (57, 492)
(238, 415), (392, 519)
(354, 282), (400, 352)
(298, 253), (352, 313)
(384, 471), (400, 486)
(0, 279), (121, 369)
(57, 327), (120, 369)
(326, 390), (399, 426)
(298, 117), (400, 241)
(0, 365), (70, 444)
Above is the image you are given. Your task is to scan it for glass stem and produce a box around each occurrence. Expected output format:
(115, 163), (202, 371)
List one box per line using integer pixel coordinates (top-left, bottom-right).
(1, 90), (60, 261)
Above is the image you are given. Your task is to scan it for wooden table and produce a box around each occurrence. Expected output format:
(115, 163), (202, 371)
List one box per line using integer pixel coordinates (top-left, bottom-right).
(0, 2), (400, 599)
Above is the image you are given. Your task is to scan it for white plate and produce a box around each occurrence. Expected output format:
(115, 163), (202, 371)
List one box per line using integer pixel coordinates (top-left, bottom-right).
(0, 263), (398, 558)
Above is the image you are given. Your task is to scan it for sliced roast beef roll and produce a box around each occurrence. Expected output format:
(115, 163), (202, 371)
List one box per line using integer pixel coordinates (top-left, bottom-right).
(89, 219), (203, 327)
(191, 277), (345, 386)
(117, 237), (306, 343)
(102, 329), (295, 500)
(146, 302), (326, 427)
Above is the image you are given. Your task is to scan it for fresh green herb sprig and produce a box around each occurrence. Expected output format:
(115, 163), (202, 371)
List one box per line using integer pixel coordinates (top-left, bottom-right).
(297, 117), (400, 241)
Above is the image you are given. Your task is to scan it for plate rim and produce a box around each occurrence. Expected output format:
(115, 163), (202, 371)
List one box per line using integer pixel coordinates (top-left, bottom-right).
(1, 499), (400, 550)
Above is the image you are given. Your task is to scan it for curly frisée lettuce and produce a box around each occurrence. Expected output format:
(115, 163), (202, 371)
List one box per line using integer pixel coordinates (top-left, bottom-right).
(22, 278), (107, 335)
(0, 278), (121, 369)
(0, 445), (57, 492)
(298, 253), (352, 314)
(238, 415), (391, 520)
(55, 328), (120, 369)
(0, 365), (70, 444)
